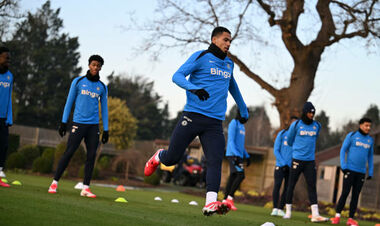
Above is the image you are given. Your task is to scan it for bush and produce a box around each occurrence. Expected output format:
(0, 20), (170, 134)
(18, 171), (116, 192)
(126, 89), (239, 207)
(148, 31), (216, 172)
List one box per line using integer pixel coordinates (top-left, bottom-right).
(6, 152), (26, 169)
(98, 156), (111, 170)
(78, 165), (99, 179)
(32, 156), (53, 174)
(144, 172), (160, 186)
(18, 145), (41, 168)
(41, 147), (55, 160)
(7, 134), (20, 156)
(54, 142), (86, 177)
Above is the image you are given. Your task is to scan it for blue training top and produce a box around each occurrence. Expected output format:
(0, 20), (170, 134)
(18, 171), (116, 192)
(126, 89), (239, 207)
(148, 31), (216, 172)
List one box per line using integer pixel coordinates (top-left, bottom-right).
(226, 119), (249, 159)
(340, 131), (374, 176)
(273, 129), (293, 167)
(61, 76), (109, 131)
(0, 70), (13, 125)
(172, 50), (248, 120)
(287, 119), (321, 161)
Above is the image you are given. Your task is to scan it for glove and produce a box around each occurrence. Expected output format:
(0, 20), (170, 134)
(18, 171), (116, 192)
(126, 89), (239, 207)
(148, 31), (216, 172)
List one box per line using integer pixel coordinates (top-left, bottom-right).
(239, 117), (248, 124)
(341, 168), (348, 174)
(101, 131), (109, 144)
(190, 89), (210, 101)
(366, 176), (372, 180)
(246, 158), (251, 167)
(58, 123), (67, 137)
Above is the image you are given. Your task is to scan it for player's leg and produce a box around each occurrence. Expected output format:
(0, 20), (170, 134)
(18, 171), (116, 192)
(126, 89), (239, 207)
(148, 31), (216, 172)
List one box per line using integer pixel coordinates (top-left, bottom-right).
(278, 166), (289, 216)
(348, 172), (365, 220)
(332, 170), (354, 224)
(224, 170), (244, 211)
(284, 159), (302, 219)
(49, 123), (85, 193)
(224, 157), (237, 199)
(272, 166), (285, 215)
(0, 120), (10, 187)
(80, 124), (100, 198)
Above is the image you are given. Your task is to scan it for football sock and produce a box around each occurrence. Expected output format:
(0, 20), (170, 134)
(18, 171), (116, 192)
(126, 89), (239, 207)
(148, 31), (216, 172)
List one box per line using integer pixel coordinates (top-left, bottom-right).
(311, 204), (319, 217)
(205, 191), (217, 206)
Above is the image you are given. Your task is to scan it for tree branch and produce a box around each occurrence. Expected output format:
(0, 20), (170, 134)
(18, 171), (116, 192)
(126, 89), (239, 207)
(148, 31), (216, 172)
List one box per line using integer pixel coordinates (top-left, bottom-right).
(256, 0), (280, 26)
(231, 0), (253, 41)
(228, 52), (278, 97)
(207, 0), (219, 26)
(166, 0), (215, 26)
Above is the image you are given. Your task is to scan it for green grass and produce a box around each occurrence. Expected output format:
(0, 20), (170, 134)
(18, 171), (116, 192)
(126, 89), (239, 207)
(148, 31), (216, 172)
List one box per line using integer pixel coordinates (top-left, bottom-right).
(0, 172), (376, 226)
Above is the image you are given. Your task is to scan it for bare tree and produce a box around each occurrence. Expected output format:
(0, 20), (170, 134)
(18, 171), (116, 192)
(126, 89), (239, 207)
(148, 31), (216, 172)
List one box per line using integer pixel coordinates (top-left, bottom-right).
(137, 0), (379, 128)
(0, 0), (21, 40)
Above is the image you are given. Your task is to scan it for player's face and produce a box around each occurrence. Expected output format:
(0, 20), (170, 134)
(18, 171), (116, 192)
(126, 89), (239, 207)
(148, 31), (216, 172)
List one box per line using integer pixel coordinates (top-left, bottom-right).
(359, 122), (371, 134)
(306, 112), (314, 120)
(0, 52), (10, 68)
(88, 60), (102, 76)
(212, 32), (231, 53)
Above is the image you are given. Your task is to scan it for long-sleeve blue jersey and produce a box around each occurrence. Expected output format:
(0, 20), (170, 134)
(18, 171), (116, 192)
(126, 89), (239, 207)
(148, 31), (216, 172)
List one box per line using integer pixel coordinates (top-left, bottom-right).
(172, 50), (248, 120)
(273, 129), (293, 167)
(340, 131), (374, 176)
(0, 71), (13, 125)
(226, 119), (249, 159)
(287, 120), (321, 161)
(62, 76), (109, 131)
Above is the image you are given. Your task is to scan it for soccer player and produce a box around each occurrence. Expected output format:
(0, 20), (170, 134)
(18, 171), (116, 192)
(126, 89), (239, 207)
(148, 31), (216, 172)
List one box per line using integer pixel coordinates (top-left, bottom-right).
(270, 116), (297, 217)
(223, 110), (250, 211)
(144, 27), (249, 216)
(0, 47), (12, 188)
(48, 55), (109, 198)
(330, 118), (374, 226)
(283, 102), (328, 222)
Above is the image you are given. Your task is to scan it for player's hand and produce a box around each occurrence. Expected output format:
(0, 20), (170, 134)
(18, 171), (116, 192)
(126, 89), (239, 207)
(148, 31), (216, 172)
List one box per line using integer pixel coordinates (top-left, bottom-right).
(246, 157), (251, 167)
(366, 176), (372, 180)
(191, 89), (210, 101)
(239, 117), (248, 124)
(101, 131), (109, 144)
(58, 123), (67, 137)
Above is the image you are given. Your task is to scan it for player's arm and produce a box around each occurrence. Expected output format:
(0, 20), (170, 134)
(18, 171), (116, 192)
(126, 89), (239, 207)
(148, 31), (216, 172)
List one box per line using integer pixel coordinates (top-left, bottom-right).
(368, 141), (374, 177)
(172, 52), (202, 91)
(339, 133), (351, 170)
(286, 120), (298, 147)
(61, 78), (78, 123)
(228, 75), (248, 119)
(6, 76), (13, 126)
(227, 120), (238, 155)
(273, 130), (285, 166)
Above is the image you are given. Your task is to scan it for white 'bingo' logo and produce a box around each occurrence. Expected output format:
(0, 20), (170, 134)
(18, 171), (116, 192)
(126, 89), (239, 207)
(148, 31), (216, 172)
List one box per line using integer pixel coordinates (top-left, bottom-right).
(81, 89), (99, 98)
(355, 141), (370, 149)
(0, 82), (10, 88)
(210, 68), (231, 78)
(300, 130), (317, 136)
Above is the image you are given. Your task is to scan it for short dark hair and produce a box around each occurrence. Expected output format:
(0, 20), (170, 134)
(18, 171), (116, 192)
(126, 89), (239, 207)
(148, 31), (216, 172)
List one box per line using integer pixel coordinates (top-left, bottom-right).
(211, 26), (231, 40)
(359, 117), (372, 125)
(88, 55), (104, 66)
(0, 46), (9, 54)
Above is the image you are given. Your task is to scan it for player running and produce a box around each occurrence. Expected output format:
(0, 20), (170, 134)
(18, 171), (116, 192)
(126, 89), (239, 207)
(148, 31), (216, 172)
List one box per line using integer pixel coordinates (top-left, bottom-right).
(48, 55), (109, 198)
(223, 110), (250, 211)
(270, 116), (297, 217)
(283, 102), (329, 222)
(330, 118), (374, 226)
(144, 27), (249, 216)
(0, 47), (12, 188)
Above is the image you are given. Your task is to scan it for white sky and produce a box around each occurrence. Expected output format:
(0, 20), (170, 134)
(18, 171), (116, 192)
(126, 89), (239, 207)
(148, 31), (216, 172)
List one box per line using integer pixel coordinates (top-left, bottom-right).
(20, 0), (380, 130)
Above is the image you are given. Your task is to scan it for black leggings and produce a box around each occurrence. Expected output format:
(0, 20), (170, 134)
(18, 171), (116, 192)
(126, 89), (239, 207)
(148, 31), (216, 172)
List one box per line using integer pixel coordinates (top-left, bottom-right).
(159, 112), (225, 192)
(0, 119), (8, 168)
(272, 166), (289, 209)
(286, 159), (318, 205)
(54, 123), (99, 185)
(224, 157), (245, 199)
(336, 170), (365, 218)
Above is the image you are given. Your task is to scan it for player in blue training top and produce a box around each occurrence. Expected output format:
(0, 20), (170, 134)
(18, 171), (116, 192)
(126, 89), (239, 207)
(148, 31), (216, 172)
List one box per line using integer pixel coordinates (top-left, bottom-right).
(270, 116), (297, 217)
(223, 110), (250, 211)
(331, 118), (374, 226)
(48, 55), (109, 198)
(283, 102), (329, 222)
(144, 27), (249, 216)
(0, 47), (12, 188)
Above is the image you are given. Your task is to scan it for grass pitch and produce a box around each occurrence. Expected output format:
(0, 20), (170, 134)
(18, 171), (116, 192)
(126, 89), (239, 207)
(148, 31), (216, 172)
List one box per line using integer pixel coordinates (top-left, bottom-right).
(0, 172), (376, 226)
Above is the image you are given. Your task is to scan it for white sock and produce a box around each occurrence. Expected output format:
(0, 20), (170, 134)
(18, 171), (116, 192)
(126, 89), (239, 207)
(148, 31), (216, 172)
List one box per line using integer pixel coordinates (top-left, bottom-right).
(0, 167), (3, 171)
(227, 195), (233, 200)
(273, 208), (278, 211)
(52, 180), (58, 185)
(205, 191), (218, 206)
(285, 204), (292, 217)
(335, 213), (341, 218)
(311, 204), (319, 217)
(83, 185), (89, 190)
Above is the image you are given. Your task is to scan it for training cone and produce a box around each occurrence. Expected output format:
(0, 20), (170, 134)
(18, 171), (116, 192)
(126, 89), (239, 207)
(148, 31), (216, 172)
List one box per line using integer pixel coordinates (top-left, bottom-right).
(1, 178), (8, 183)
(154, 196), (162, 201)
(189, 201), (198, 206)
(74, 182), (83, 190)
(171, 199), (179, 203)
(115, 197), (128, 203)
(261, 223), (275, 226)
(11, 180), (22, 185)
(116, 185), (125, 192)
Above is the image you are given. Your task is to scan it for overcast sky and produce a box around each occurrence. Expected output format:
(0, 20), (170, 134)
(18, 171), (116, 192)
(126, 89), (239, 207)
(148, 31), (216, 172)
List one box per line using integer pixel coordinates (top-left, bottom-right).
(19, 0), (380, 130)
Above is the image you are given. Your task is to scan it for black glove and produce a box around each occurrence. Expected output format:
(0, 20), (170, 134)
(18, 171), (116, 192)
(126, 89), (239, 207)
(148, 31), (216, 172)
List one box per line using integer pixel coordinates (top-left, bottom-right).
(58, 123), (67, 137)
(246, 157), (251, 167)
(190, 89), (210, 101)
(366, 176), (372, 180)
(282, 165), (290, 172)
(101, 131), (109, 144)
(239, 117), (248, 124)
(341, 168), (348, 174)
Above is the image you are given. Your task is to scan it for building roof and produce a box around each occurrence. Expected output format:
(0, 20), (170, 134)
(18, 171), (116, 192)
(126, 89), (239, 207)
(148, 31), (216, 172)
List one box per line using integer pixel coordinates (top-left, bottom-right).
(320, 154), (380, 166)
